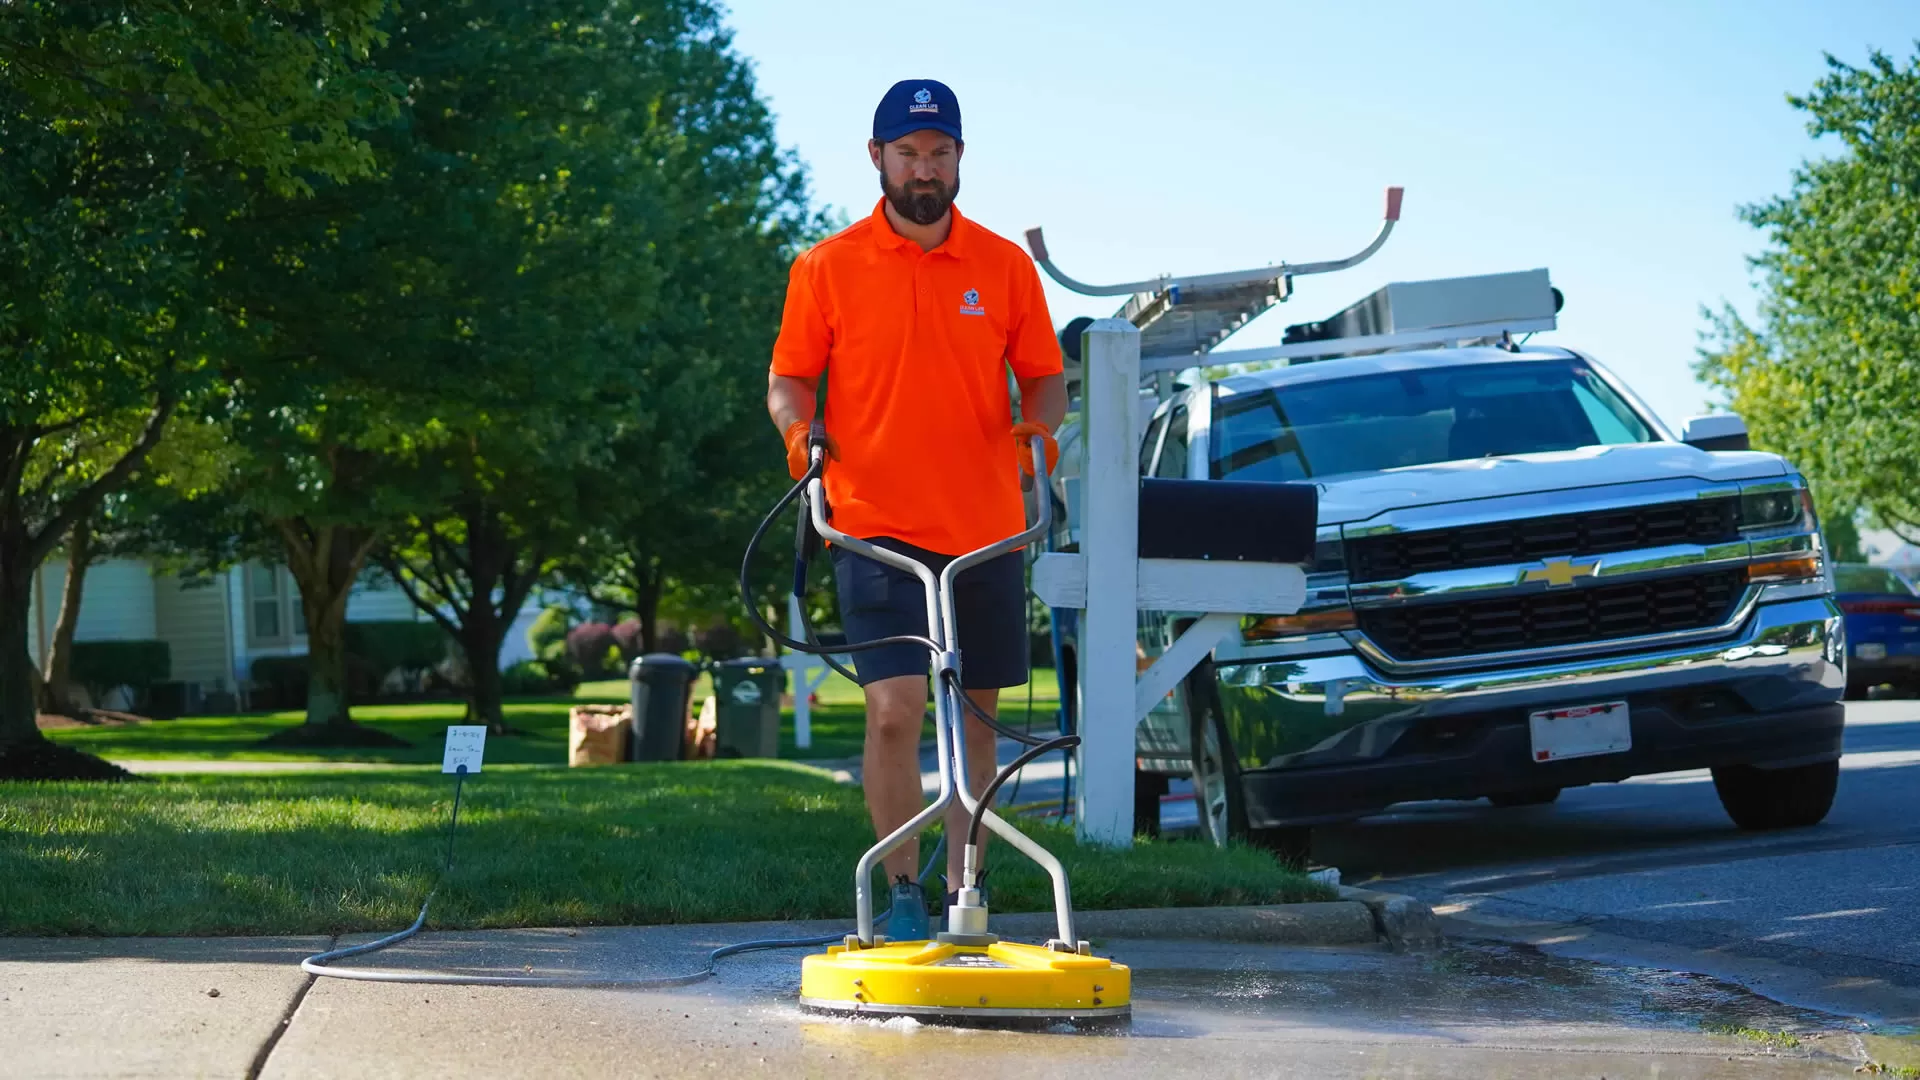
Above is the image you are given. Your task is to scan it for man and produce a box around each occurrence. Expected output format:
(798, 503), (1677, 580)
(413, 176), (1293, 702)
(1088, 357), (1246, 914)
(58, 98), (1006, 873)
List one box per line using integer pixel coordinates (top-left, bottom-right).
(766, 78), (1067, 940)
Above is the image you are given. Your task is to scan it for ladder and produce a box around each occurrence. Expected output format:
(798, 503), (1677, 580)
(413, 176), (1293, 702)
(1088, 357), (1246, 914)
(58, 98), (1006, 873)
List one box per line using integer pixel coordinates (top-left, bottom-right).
(1026, 187), (1403, 373)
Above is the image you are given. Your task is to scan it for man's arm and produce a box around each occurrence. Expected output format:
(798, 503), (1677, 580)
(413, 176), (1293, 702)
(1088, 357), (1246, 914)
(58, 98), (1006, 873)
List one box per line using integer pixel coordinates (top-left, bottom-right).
(1017, 372), (1067, 432)
(768, 372), (820, 434)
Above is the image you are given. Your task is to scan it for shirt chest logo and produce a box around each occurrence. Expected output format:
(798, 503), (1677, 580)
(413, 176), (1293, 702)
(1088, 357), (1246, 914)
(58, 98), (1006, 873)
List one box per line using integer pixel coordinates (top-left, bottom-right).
(959, 287), (986, 317)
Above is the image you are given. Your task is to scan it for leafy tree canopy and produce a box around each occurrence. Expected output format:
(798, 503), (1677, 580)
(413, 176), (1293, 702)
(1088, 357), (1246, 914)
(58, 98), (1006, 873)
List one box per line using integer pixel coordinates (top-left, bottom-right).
(1697, 47), (1920, 545)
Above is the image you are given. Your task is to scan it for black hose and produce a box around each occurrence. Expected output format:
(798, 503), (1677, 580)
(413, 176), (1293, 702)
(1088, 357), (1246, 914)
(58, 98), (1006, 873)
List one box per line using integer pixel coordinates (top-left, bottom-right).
(966, 734), (1080, 871)
(739, 459), (939, 661)
(940, 669), (1051, 747)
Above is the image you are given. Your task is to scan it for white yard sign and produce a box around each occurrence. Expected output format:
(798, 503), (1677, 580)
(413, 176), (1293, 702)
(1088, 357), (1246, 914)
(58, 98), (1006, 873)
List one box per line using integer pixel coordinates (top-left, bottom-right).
(442, 725), (488, 774)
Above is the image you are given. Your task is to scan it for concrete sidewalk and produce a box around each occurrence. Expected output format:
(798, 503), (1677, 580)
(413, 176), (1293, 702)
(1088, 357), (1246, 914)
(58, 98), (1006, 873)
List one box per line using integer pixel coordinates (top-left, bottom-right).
(4, 918), (1893, 1078)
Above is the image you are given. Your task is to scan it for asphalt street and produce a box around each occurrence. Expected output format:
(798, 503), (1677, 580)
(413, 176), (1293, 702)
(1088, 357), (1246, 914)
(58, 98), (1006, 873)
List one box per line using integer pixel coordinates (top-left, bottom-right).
(977, 699), (1920, 1026)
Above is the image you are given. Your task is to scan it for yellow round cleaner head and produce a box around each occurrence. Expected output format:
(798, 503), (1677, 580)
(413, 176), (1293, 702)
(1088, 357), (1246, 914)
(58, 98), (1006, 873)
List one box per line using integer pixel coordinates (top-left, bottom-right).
(800, 937), (1129, 1028)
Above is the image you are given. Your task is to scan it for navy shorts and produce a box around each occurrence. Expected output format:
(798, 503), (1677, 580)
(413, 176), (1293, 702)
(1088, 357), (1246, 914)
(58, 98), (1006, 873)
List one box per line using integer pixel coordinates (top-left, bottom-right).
(831, 537), (1030, 690)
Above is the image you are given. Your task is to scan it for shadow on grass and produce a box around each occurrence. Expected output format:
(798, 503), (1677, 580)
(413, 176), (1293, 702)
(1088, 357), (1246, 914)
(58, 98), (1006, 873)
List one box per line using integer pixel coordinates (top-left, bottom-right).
(1, 762), (1328, 937)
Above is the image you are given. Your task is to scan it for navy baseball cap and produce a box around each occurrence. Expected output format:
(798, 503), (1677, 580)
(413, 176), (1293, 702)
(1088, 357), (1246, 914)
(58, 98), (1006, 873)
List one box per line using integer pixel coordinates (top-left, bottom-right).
(873, 79), (962, 144)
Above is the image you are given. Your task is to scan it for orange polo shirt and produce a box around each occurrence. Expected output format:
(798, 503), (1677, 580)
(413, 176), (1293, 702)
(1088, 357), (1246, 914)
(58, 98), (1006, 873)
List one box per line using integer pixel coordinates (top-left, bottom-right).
(771, 199), (1063, 556)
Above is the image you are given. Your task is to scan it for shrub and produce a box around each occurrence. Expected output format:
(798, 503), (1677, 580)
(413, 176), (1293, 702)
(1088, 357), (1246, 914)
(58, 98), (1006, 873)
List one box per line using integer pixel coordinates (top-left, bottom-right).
(249, 654), (379, 710)
(539, 657), (582, 692)
(344, 620), (450, 678)
(528, 605), (572, 663)
(70, 640), (171, 696)
(565, 622), (618, 678)
(692, 621), (742, 661)
(500, 659), (558, 695)
(249, 656), (307, 710)
(656, 624), (689, 655)
(612, 619), (647, 662)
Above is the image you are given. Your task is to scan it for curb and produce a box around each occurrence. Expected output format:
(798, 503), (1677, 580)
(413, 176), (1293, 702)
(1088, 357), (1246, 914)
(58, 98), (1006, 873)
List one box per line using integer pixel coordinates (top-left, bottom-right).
(991, 901), (1378, 946)
(1337, 885), (1444, 951)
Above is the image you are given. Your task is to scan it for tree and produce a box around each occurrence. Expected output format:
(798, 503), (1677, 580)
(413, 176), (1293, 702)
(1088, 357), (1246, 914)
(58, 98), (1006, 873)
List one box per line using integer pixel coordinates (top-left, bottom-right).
(1696, 48), (1920, 547)
(0, 0), (398, 777)
(33, 410), (229, 717)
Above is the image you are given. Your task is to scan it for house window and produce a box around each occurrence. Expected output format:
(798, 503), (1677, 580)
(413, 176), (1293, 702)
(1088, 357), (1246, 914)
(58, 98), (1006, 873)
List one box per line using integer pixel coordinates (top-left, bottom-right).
(248, 564), (282, 643)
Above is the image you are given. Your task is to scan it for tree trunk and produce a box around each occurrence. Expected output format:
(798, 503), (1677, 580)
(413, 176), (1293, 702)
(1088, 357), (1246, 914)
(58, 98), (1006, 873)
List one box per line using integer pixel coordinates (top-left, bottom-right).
(630, 556), (662, 653)
(0, 550), (44, 753)
(0, 539), (127, 779)
(39, 517), (92, 717)
(261, 520), (408, 748)
(462, 616), (510, 735)
(302, 595), (353, 730)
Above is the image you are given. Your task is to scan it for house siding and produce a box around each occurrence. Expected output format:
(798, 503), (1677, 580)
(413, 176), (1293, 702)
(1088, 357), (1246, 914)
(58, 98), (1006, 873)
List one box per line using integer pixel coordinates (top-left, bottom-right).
(27, 559), (160, 667)
(153, 574), (231, 689)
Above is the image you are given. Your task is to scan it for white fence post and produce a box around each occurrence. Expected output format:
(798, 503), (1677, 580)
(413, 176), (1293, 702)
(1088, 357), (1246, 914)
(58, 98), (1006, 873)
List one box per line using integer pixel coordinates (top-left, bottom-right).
(1075, 318), (1142, 847)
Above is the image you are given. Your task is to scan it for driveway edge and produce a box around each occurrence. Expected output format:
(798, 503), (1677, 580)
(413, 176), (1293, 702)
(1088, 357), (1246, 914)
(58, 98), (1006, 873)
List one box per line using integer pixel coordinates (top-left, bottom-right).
(1337, 885), (1445, 951)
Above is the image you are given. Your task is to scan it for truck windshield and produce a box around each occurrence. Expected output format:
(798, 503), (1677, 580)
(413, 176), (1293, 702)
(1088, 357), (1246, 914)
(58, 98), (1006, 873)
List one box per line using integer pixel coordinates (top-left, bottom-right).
(1211, 360), (1656, 481)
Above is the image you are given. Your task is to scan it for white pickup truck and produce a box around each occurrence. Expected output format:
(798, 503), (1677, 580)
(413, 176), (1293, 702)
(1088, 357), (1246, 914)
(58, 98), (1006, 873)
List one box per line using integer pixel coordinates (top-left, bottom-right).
(1044, 340), (1845, 859)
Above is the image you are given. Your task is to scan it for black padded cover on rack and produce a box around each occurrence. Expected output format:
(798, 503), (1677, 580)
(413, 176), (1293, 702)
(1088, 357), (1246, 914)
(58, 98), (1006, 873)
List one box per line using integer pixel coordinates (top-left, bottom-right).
(1136, 478), (1317, 564)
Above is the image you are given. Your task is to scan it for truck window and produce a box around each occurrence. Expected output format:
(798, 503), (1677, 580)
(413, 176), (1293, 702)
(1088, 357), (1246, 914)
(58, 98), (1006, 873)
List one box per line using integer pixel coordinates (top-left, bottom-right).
(1154, 407), (1189, 478)
(1211, 359), (1656, 481)
(1139, 412), (1167, 477)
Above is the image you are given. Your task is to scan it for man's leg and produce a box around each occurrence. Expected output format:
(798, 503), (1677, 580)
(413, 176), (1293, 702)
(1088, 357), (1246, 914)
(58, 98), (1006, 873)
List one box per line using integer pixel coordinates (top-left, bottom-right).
(945, 687), (1000, 887)
(862, 674), (929, 883)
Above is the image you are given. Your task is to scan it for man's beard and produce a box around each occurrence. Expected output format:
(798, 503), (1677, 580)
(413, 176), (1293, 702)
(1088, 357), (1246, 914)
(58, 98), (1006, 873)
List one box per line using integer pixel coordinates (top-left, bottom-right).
(881, 171), (959, 226)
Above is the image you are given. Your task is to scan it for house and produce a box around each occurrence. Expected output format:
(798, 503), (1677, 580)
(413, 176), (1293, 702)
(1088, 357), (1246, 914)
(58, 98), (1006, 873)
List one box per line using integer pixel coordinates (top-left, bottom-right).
(24, 557), (540, 712)
(1861, 527), (1920, 582)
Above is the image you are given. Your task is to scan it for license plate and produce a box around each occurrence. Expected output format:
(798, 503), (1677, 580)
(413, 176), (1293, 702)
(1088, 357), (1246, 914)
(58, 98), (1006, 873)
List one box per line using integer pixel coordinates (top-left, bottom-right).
(1529, 701), (1631, 763)
(1856, 643), (1888, 661)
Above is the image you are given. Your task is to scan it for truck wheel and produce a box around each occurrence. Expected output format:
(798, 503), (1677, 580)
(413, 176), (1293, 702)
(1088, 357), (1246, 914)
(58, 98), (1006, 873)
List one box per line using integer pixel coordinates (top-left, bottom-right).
(1487, 787), (1561, 808)
(1185, 660), (1249, 848)
(1711, 760), (1839, 830)
(1134, 769), (1168, 838)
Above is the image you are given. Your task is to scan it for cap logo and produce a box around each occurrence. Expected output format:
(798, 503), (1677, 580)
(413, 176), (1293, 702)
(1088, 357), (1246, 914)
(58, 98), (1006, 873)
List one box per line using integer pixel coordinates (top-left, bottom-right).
(914, 88), (932, 104)
(908, 86), (939, 114)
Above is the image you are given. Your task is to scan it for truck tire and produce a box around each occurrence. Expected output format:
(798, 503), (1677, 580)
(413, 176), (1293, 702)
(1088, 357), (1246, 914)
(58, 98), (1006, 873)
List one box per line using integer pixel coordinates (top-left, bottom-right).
(1487, 787), (1561, 808)
(1134, 769), (1168, 838)
(1185, 660), (1250, 848)
(1711, 760), (1839, 830)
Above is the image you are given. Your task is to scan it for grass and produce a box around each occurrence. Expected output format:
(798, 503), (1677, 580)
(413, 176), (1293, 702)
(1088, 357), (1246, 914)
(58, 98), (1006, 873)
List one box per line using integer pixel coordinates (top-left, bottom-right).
(43, 668), (1063, 766)
(1702, 1024), (1802, 1050)
(0, 762), (1330, 936)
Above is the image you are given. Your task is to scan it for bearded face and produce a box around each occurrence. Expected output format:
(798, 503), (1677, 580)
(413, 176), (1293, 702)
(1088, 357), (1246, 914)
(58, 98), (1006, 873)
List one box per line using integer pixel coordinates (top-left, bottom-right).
(874, 131), (961, 226)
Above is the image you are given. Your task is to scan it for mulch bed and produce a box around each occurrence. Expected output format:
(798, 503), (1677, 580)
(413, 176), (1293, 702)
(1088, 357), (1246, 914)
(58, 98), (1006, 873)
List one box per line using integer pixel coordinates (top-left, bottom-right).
(0, 739), (137, 782)
(34, 710), (146, 731)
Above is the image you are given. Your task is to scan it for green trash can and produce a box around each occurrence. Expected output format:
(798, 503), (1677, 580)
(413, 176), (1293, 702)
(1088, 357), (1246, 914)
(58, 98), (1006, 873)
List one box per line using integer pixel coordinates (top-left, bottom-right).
(629, 653), (697, 761)
(711, 657), (785, 758)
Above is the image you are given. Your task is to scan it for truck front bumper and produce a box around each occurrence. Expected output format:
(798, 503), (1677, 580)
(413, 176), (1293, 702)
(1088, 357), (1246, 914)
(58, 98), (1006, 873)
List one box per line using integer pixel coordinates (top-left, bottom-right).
(1218, 596), (1848, 828)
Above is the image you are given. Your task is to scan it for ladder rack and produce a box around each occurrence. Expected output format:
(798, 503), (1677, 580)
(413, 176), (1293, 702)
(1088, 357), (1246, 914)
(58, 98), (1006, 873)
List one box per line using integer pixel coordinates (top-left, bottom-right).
(1026, 187), (1403, 366)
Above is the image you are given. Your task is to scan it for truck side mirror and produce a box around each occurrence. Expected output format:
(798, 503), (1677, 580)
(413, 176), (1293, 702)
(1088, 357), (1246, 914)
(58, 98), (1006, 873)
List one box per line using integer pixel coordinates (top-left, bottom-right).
(1679, 413), (1750, 452)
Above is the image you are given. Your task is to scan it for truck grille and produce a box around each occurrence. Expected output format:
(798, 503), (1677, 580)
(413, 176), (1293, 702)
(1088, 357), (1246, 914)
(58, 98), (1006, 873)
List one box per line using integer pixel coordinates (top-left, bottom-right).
(1347, 498), (1739, 581)
(1359, 569), (1748, 663)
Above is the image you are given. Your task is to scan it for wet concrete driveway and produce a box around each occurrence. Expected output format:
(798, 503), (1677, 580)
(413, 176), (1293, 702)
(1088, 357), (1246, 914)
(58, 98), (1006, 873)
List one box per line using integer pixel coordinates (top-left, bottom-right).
(232, 923), (1898, 1077)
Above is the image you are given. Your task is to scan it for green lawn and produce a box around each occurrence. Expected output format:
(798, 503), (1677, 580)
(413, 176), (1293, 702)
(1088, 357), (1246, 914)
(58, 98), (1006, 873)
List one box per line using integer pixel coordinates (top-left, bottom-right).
(45, 668), (1064, 766)
(0, 762), (1330, 936)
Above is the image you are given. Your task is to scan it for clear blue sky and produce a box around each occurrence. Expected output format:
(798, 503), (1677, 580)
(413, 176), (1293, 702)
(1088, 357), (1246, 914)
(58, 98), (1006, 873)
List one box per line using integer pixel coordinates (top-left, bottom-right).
(721, 0), (1917, 431)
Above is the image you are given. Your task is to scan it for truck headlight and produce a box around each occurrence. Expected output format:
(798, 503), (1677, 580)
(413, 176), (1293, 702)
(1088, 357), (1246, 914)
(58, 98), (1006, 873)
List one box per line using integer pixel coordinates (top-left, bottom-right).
(1738, 488), (1805, 530)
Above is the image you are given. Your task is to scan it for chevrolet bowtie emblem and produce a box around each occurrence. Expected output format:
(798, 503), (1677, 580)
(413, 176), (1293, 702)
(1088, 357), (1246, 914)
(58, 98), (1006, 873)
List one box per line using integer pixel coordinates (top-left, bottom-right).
(1523, 557), (1601, 588)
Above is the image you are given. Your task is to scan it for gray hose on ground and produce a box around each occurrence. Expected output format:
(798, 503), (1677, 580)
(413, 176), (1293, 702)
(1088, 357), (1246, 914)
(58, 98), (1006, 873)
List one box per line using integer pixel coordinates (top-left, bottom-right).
(301, 892), (843, 987)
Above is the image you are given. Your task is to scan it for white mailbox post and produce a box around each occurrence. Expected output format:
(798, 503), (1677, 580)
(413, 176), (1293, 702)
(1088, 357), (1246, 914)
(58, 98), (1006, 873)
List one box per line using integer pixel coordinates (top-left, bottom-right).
(1031, 320), (1310, 847)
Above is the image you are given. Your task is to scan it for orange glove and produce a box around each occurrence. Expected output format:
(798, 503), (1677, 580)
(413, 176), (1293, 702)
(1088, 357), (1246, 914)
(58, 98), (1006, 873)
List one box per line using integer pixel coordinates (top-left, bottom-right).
(784, 420), (839, 481)
(1011, 421), (1058, 477)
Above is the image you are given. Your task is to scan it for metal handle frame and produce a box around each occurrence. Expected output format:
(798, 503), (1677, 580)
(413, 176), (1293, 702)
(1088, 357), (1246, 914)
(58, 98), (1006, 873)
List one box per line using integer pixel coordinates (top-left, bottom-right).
(1025, 185), (1404, 298)
(807, 436), (1072, 947)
